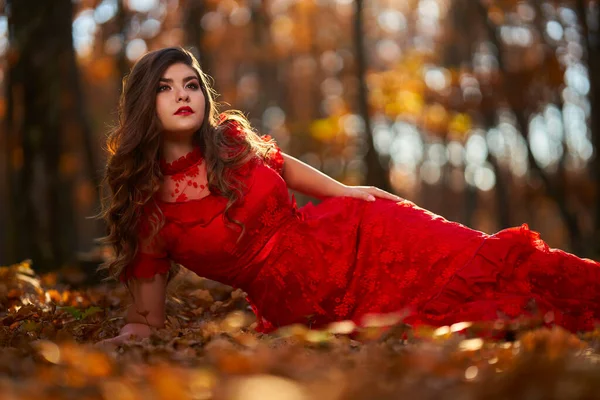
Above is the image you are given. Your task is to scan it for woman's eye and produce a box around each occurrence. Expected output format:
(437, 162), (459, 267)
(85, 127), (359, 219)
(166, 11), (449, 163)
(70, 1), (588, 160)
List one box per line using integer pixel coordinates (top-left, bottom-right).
(157, 83), (198, 92)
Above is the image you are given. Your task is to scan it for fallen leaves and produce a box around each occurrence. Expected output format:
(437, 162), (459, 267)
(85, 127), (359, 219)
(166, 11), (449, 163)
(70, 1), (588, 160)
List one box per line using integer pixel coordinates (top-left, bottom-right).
(1, 260), (600, 399)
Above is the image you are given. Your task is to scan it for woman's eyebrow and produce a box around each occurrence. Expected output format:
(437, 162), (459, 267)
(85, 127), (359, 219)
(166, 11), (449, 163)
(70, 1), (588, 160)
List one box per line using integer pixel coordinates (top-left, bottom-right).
(159, 76), (198, 83)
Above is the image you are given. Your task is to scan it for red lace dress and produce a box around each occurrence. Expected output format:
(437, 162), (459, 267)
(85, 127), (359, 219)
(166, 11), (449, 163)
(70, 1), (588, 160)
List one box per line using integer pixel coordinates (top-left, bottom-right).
(121, 120), (600, 334)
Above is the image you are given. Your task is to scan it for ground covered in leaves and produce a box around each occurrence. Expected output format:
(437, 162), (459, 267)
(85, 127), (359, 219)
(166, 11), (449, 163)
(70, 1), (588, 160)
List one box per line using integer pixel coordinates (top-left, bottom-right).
(2, 260), (600, 400)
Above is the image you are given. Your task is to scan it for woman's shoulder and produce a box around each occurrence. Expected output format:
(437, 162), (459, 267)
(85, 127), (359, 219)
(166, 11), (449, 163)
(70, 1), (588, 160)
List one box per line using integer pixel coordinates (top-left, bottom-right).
(218, 115), (284, 175)
(217, 113), (247, 138)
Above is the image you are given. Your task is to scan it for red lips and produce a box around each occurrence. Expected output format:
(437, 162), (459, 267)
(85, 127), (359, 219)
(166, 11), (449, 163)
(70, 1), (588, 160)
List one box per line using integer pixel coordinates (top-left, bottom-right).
(174, 106), (194, 115)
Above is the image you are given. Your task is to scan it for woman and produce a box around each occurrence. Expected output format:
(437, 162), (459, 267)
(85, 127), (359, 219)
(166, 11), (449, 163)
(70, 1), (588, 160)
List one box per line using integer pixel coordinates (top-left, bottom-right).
(99, 47), (600, 344)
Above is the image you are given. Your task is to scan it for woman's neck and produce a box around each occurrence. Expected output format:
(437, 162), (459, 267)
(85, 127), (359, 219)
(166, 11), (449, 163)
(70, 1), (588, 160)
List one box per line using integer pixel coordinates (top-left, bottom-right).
(161, 139), (196, 164)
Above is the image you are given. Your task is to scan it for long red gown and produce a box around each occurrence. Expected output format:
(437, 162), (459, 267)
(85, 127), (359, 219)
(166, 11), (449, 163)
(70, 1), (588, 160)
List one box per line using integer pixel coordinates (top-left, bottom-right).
(120, 120), (600, 334)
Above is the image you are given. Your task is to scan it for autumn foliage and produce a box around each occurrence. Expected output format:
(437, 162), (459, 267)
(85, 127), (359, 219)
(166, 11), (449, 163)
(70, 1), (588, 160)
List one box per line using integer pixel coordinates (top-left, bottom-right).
(0, 260), (600, 399)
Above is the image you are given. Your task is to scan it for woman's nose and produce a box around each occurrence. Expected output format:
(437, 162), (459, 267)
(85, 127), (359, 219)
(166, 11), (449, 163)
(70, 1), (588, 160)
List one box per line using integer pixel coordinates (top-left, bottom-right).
(176, 89), (189, 102)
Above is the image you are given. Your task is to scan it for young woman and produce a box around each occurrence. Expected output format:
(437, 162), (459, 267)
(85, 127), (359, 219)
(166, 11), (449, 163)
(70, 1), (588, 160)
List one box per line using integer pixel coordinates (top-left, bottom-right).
(99, 47), (600, 344)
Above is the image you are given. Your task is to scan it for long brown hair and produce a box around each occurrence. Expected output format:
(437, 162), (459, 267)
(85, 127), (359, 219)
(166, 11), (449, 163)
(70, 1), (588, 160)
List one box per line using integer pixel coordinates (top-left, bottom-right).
(98, 47), (278, 285)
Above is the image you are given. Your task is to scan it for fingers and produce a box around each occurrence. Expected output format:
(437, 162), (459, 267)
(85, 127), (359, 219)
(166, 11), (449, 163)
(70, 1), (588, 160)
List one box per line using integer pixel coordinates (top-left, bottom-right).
(355, 190), (375, 201)
(342, 186), (373, 201)
(94, 333), (132, 347)
(363, 186), (403, 201)
(94, 339), (118, 348)
(380, 190), (403, 201)
(346, 186), (403, 202)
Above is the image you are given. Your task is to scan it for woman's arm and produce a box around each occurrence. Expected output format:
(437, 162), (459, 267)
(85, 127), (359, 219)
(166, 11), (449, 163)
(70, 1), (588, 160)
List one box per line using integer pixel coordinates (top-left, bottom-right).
(125, 272), (167, 328)
(281, 153), (401, 202)
(281, 153), (347, 199)
(97, 273), (167, 345)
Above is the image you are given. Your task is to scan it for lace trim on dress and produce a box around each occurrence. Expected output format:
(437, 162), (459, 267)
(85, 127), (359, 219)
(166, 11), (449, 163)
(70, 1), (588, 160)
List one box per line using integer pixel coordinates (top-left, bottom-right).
(160, 146), (203, 176)
(260, 134), (285, 176)
(158, 146), (208, 203)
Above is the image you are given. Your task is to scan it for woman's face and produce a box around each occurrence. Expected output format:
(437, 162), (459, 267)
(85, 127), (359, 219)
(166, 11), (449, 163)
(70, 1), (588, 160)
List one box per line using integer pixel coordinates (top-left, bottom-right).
(155, 63), (206, 139)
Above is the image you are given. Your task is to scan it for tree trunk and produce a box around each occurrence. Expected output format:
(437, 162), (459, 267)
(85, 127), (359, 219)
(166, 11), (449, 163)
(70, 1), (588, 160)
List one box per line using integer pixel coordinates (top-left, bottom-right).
(481, 107), (511, 229)
(5, 0), (90, 270)
(576, 0), (600, 256)
(444, 0), (479, 227)
(115, 0), (130, 81)
(354, 0), (391, 191)
(476, 2), (584, 255)
(183, 0), (213, 77)
(442, 0), (510, 230)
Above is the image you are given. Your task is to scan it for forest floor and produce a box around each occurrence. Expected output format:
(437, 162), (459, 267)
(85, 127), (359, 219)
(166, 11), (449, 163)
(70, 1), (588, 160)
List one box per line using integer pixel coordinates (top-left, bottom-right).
(1, 260), (600, 400)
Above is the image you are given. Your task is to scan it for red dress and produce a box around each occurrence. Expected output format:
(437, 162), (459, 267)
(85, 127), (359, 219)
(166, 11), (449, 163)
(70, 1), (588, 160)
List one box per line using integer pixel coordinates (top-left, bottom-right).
(121, 120), (600, 334)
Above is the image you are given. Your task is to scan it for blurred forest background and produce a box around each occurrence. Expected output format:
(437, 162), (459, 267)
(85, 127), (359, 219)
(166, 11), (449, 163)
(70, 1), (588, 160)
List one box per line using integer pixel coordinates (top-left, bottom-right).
(1, 0), (600, 273)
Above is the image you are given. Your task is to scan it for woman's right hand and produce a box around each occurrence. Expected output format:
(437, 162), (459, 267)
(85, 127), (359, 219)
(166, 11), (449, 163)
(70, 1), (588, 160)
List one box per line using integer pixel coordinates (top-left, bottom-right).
(97, 273), (168, 347)
(95, 322), (152, 346)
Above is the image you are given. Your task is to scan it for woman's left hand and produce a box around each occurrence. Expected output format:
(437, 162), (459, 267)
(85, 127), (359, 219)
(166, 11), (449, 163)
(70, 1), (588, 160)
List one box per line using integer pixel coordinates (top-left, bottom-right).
(341, 185), (403, 202)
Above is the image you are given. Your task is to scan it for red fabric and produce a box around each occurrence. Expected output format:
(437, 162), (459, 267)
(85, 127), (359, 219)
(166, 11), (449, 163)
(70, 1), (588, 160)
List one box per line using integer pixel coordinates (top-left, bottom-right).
(121, 119), (600, 333)
(119, 200), (171, 283)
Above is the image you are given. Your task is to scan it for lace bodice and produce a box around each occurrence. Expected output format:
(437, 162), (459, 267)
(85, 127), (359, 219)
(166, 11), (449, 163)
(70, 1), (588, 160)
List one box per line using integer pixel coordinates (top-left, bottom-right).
(158, 146), (209, 203)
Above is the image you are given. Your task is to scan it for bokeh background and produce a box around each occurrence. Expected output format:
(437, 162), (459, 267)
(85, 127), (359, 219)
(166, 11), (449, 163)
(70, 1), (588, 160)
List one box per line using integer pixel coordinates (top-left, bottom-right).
(1, 0), (599, 273)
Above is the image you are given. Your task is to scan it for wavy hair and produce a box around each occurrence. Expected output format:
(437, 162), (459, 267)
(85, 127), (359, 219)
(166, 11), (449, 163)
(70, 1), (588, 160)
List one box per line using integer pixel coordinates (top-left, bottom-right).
(98, 47), (278, 288)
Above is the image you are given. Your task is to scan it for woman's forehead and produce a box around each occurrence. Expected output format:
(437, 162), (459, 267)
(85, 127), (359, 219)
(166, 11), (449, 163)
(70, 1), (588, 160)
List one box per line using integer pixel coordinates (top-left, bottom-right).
(161, 63), (198, 80)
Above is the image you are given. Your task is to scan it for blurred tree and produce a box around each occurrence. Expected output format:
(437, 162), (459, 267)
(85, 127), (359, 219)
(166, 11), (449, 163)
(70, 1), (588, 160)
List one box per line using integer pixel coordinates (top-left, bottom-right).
(115, 0), (130, 81)
(576, 0), (600, 255)
(2, 0), (594, 264)
(354, 0), (391, 192)
(5, 0), (97, 270)
(443, 0), (507, 228)
(476, 2), (584, 255)
(183, 0), (213, 76)
(250, 2), (285, 125)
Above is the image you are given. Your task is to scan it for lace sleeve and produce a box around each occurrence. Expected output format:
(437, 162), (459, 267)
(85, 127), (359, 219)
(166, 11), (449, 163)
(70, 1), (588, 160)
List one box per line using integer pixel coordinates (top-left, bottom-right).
(119, 207), (171, 283)
(258, 134), (285, 176)
(220, 114), (285, 176)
